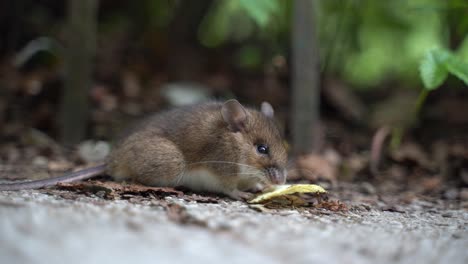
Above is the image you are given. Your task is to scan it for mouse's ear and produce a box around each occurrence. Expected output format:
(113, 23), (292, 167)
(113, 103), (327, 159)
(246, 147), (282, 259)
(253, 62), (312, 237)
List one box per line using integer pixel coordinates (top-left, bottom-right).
(222, 99), (248, 132)
(261, 102), (274, 118)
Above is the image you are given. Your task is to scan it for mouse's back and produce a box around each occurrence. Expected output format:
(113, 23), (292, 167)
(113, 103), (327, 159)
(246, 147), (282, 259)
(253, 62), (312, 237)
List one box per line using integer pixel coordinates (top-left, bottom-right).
(107, 100), (287, 200)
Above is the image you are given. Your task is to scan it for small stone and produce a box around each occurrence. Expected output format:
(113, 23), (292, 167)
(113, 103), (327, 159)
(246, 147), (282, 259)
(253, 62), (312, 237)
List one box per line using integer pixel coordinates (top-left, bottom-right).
(360, 182), (376, 195)
(95, 191), (107, 198)
(32, 156), (48, 168)
(361, 204), (372, 211)
(441, 212), (453, 218)
(160, 82), (211, 106)
(78, 140), (110, 163)
(443, 189), (459, 200)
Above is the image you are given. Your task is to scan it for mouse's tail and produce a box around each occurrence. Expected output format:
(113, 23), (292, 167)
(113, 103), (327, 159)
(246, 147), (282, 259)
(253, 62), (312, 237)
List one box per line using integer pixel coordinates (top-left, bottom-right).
(0, 164), (107, 191)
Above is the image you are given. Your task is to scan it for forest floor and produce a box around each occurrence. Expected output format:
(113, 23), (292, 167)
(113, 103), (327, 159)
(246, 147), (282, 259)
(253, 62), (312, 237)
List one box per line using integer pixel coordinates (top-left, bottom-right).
(1, 182), (467, 264)
(1, 66), (468, 264)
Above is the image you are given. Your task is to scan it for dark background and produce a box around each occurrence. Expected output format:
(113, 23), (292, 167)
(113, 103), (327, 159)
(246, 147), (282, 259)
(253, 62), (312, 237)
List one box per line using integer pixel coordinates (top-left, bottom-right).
(0, 0), (467, 200)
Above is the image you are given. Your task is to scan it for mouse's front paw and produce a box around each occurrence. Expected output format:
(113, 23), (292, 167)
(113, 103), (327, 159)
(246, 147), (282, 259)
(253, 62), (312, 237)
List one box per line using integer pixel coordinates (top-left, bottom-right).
(251, 183), (271, 193)
(228, 189), (254, 201)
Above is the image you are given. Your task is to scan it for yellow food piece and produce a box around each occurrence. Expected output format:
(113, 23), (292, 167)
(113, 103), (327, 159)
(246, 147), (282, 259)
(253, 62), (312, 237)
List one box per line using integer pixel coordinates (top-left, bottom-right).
(249, 184), (326, 204)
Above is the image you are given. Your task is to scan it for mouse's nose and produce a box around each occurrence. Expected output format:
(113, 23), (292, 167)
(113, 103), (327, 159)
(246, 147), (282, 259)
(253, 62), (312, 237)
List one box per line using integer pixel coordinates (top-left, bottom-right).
(265, 167), (286, 185)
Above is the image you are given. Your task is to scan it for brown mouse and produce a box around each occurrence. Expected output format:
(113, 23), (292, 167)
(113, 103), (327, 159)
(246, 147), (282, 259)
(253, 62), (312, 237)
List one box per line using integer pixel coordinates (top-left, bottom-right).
(0, 100), (288, 200)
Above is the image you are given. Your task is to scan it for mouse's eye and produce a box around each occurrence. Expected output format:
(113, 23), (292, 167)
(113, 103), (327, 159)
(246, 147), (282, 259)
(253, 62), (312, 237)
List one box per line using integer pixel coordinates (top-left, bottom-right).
(256, 144), (269, 155)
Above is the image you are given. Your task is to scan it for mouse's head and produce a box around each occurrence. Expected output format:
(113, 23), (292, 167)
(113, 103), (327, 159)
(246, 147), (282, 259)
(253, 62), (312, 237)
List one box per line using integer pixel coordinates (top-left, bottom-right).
(221, 99), (288, 188)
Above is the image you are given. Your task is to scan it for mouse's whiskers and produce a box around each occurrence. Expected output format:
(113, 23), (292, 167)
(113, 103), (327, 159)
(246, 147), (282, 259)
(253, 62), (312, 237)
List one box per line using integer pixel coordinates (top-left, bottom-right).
(223, 171), (262, 177)
(175, 171), (185, 185)
(187, 161), (257, 170)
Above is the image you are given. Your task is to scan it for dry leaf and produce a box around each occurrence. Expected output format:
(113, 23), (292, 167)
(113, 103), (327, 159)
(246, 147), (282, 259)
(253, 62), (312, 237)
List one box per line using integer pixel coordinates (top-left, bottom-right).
(57, 180), (183, 199)
(164, 202), (206, 226)
(249, 184), (326, 204)
(315, 200), (348, 211)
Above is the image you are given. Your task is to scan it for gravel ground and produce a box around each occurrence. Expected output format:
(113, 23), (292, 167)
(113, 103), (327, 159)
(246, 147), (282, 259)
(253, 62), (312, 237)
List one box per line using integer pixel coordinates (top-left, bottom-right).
(0, 189), (467, 264)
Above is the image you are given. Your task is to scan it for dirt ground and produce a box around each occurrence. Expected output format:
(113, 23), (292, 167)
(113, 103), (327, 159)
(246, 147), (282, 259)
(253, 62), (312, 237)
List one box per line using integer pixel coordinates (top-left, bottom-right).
(1, 185), (467, 264)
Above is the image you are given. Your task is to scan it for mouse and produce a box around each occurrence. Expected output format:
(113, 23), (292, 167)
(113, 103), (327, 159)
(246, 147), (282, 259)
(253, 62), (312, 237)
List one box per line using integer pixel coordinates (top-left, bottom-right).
(0, 99), (288, 200)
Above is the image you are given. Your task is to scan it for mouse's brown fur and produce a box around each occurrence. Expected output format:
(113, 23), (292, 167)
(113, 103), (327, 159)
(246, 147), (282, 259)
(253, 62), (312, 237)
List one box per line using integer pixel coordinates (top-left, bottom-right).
(108, 100), (287, 199)
(0, 100), (287, 200)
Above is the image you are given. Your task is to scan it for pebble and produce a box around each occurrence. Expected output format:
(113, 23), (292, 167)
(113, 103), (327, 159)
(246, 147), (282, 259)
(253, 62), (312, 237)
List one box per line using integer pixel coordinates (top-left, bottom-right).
(443, 189), (459, 200)
(360, 182), (376, 195)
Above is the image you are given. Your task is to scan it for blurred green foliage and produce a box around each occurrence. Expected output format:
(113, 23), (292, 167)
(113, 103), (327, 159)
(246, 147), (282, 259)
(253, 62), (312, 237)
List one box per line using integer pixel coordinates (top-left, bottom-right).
(322, 0), (446, 88)
(195, 0), (468, 89)
(198, 0), (289, 47)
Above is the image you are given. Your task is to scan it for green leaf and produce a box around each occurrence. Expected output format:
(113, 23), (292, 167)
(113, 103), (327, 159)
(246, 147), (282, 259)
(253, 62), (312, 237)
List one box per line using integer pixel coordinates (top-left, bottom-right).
(238, 0), (279, 27)
(198, 0), (281, 47)
(419, 50), (448, 90)
(198, 1), (234, 47)
(419, 48), (468, 90)
(444, 53), (468, 85)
